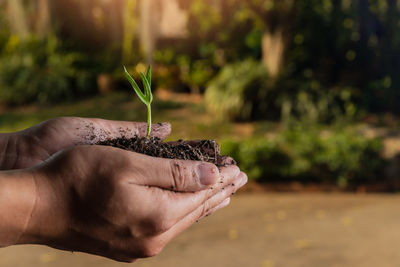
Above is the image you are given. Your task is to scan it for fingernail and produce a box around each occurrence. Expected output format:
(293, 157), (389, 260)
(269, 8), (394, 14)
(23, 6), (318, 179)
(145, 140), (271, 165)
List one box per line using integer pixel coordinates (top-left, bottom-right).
(196, 162), (219, 185)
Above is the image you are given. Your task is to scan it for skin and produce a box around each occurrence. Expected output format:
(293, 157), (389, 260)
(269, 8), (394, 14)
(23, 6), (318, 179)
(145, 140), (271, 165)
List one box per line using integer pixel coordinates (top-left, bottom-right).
(0, 117), (172, 170)
(0, 117), (248, 262)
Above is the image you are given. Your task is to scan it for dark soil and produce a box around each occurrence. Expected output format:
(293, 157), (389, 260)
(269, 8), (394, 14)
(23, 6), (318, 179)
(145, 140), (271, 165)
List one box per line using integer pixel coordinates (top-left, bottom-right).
(98, 136), (236, 167)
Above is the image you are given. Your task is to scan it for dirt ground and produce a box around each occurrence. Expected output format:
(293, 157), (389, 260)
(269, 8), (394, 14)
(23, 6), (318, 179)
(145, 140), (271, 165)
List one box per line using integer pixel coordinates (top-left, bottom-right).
(1, 193), (400, 267)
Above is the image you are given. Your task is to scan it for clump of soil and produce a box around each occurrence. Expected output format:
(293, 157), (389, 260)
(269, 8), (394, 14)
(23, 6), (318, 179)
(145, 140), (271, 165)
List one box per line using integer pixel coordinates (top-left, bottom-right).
(98, 136), (236, 167)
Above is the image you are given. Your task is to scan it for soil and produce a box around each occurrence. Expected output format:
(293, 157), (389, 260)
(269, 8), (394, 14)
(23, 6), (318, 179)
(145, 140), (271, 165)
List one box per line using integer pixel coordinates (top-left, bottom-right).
(98, 136), (236, 167)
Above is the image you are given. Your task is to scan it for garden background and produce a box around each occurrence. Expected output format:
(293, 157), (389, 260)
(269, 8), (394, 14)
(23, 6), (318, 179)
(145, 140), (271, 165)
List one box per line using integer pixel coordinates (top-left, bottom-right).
(1, 1), (400, 266)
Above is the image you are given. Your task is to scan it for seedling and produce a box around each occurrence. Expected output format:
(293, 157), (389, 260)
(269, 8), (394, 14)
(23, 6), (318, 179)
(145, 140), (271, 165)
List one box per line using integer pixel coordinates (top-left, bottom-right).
(99, 66), (234, 169)
(124, 65), (153, 138)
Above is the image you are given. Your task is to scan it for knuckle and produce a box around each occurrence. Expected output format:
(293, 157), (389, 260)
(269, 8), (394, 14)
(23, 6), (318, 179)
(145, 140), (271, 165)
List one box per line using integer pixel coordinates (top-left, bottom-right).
(157, 217), (174, 233)
(138, 240), (163, 258)
(169, 160), (190, 191)
(142, 214), (172, 235)
(149, 221), (171, 235)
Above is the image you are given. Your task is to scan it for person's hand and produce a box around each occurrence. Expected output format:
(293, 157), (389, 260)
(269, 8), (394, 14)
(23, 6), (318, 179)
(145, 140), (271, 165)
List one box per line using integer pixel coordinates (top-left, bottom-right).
(0, 117), (171, 170)
(17, 145), (247, 262)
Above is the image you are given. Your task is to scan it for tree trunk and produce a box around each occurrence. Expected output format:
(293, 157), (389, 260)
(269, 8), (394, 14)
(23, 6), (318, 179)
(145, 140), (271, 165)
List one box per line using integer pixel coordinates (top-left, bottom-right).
(6, 0), (28, 39)
(108, 0), (123, 44)
(262, 28), (285, 77)
(140, 0), (161, 64)
(123, 0), (138, 64)
(35, 0), (51, 37)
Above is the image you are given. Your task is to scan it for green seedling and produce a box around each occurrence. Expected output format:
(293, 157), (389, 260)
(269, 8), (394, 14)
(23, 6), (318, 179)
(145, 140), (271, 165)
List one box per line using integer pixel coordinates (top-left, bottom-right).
(124, 65), (153, 138)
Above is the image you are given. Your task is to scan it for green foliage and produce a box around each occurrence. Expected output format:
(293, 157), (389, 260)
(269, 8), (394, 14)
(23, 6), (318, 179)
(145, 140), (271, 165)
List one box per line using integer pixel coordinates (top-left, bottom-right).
(156, 0), (260, 93)
(205, 59), (268, 121)
(0, 10), (9, 51)
(222, 138), (291, 180)
(280, 0), (400, 115)
(222, 125), (386, 187)
(153, 47), (218, 94)
(177, 56), (214, 94)
(124, 65), (153, 138)
(279, 82), (359, 124)
(170, 0), (400, 119)
(0, 35), (94, 105)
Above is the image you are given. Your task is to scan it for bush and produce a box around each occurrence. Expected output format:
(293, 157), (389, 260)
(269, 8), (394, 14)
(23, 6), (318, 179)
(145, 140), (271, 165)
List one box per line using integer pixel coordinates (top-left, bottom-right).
(222, 138), (292, 180)
(0, 35), (95, 105)
(205, 59), (268, 121)
(221, 126), (386, 187)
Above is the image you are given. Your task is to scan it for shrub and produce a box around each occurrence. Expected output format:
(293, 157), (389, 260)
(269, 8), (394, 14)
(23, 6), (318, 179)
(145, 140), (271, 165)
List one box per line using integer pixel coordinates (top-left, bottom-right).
(221, 126), (386, 187)
(177, 56), (214, 94)
(222, 138), (291, 180)
(312, 129), (385, 187)
(153, 49), (217, 94)
(205, 59), (268, 121)
(0, 35), (95, 105)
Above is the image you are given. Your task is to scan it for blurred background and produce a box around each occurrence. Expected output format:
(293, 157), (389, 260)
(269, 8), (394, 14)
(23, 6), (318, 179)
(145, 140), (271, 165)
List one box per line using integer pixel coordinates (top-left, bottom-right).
(1, 0), (400, 266)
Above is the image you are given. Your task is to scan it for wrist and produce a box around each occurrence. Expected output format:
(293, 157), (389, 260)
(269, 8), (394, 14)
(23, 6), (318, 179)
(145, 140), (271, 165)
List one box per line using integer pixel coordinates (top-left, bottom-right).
(0, 130), (50, 170)
(18, 167), (72, 247)
(0, 166), (71, 248)
(0, 169), (37, 247)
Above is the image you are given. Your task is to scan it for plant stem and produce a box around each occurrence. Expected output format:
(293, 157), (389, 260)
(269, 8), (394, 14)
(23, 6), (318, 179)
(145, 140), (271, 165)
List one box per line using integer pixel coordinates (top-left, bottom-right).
(146, 104), (151, 138)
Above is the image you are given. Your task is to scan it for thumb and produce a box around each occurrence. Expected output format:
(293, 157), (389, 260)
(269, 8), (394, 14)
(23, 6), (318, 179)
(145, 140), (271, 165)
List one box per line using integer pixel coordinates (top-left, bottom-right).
(137, 156), (220, 192)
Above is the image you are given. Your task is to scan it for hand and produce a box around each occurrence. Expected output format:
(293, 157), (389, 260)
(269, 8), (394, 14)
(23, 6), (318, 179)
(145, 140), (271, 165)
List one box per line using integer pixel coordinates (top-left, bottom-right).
(18, 145), (247, 262)
(0, 117), (171, 170)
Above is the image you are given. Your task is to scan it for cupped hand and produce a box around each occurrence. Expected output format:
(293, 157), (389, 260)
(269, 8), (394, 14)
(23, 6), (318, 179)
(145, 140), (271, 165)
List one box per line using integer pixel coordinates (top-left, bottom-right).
(21, 145), (247, 262)
(0, 117), (171, 170)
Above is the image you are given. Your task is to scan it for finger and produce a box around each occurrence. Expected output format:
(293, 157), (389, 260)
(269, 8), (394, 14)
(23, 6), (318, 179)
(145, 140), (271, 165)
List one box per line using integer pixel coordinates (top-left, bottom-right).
(194, 172), (247, 220)
(199, 197), (230, 220)
(144, 197), (231, 253)
(211, 197), (231, 214)
(152, 173), (247, 245)
(157, 169), (245, 229)
(134, 156), (225, 192)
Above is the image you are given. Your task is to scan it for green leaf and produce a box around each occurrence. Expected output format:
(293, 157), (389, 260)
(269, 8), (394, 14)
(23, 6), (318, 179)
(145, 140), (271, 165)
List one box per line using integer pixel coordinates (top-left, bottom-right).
(124, 66), (147, 104)
(146, 65), (152, 88)
(140, 72), (153, 103)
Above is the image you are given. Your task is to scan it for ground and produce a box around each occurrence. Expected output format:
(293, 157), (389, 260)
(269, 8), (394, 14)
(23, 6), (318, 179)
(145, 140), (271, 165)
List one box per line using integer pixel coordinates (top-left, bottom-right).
(1, 192), (400, 267)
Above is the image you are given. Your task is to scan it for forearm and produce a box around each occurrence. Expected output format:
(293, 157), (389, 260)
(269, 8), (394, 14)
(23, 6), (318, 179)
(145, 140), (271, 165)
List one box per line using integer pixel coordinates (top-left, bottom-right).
(0, 169), (37, 247)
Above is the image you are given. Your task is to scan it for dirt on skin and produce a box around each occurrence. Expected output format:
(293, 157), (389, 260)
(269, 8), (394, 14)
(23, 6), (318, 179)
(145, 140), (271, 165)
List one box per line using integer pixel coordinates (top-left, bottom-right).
(98, 137), (236, 167)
